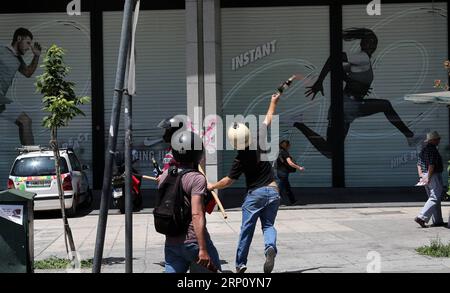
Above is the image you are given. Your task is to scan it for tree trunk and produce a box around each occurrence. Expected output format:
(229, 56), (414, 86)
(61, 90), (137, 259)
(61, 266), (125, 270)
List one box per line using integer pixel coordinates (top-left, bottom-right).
(51, 128), (77, 262)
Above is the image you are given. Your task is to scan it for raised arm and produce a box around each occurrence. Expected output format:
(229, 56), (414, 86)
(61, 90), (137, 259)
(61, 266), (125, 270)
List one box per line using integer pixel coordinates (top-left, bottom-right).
(18, 42), (41, 78)
(305, 56), (331, 100)
(263, 93), (281, 127)
(306, 52), (349, 100)
(316, 56), (332, 85)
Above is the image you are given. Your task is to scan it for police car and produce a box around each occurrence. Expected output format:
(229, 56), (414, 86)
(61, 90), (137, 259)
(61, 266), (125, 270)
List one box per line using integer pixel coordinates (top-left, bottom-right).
(7, 146), (92, 216)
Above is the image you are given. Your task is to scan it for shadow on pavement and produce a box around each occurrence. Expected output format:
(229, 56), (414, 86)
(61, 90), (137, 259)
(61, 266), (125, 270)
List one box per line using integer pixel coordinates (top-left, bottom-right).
(283, 266), (342, 273)
(101, 257), (138, 266)
(33, 202), (95, 219)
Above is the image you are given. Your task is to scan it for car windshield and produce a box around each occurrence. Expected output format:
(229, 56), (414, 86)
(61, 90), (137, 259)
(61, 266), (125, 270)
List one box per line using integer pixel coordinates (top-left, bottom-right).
(11, 156), (69, 177)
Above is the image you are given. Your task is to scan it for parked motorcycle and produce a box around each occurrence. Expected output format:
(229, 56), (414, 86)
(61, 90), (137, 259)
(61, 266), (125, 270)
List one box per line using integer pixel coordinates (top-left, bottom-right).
(112, 156), (143, 214)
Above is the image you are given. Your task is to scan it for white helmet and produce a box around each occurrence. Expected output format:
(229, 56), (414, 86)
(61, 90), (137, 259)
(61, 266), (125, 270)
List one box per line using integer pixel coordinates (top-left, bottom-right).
(228, 123), (252, 150)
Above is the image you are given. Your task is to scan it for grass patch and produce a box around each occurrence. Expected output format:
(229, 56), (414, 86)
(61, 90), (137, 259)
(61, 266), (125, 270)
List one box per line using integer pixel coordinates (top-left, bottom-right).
(34, 256), (93, 270)
(416, 237), (450, 258)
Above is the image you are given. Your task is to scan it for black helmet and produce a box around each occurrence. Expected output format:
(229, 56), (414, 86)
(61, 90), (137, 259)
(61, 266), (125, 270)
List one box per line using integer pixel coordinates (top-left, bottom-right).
(157, 116), (185, 143)
(171, 130), (204, 165)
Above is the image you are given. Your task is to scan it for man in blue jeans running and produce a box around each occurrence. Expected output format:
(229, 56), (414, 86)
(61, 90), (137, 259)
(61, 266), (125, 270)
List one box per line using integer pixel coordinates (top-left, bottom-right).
(208, 93), (281, 274)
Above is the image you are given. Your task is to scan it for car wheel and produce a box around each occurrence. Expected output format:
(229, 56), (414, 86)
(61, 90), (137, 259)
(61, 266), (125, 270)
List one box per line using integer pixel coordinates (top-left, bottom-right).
(117, 196), (125, 214)
(134, 194), (143, 211)
(81, 189), (93, 208)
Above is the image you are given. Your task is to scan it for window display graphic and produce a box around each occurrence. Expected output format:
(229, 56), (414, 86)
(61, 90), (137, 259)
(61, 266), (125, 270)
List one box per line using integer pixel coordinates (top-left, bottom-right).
(222, 5), (447, 187)
(0, 15), (92, 185)
(294, 28), (415, 159)
(0, 28), (41, 146)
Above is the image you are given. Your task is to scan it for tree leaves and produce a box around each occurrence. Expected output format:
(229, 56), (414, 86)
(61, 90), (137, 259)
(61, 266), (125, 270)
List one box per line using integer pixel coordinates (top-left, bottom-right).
(36, 44), (91, 131)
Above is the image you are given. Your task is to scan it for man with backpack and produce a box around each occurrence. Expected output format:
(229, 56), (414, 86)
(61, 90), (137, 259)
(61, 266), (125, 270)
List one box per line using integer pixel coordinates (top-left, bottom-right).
(207, 93), (282, 274)
(154, 130), (221, 273)
(156, 116), (184, 175)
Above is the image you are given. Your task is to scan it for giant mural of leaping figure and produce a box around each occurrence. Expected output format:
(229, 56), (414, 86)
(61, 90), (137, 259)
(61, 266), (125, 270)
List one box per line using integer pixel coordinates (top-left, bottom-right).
(294, 28), (416, 159)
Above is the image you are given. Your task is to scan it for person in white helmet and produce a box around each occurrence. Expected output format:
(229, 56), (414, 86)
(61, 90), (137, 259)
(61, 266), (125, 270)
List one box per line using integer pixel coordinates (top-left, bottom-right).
(208, 93), (281, 274)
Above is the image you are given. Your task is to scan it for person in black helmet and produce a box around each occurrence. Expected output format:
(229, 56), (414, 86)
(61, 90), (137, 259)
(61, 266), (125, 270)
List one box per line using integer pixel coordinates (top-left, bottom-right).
(157, 117), (184, 172)
(208, 93), (282, 274)
(158, 130), (221, 273)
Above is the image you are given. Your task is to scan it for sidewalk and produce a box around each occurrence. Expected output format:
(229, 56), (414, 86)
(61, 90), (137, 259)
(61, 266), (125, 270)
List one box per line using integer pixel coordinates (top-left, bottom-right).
(34, 205), (450, 273)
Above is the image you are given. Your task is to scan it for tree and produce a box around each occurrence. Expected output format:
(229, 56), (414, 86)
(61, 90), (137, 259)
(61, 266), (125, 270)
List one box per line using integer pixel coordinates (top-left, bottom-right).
(35, 45), (90, 264)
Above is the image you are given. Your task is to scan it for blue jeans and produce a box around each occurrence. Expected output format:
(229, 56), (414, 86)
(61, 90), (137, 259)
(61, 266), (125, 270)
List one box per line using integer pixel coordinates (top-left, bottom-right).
(165, 238), (222, 273)
(276, 170), (296, 204)
(236, 186), (280, 268)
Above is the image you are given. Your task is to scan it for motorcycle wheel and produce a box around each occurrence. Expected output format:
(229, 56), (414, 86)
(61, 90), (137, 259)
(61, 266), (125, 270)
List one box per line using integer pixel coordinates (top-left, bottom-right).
(117, 196), (126, 214)
(134, 194), (143, 211)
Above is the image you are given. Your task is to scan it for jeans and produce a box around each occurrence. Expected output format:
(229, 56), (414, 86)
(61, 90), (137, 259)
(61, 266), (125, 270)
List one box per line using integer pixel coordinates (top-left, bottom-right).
(276, 170), (296, 204)
(418, 173), (444, 225)
(236, 186), (280, 268)
(165, 238), (222, 273)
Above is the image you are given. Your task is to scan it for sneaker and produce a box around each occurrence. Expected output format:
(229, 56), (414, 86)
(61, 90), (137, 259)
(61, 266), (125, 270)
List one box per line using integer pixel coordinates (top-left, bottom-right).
(430, 222), (446, 227)
(263, 247), (276, 273)
(287, 200), (298, 206)
(236, 264), (247, 274)
(414, 217), (427, 228)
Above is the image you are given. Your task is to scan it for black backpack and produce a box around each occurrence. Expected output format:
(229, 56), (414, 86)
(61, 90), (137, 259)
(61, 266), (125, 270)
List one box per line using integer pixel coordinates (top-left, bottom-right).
(153, 168), (196, 237)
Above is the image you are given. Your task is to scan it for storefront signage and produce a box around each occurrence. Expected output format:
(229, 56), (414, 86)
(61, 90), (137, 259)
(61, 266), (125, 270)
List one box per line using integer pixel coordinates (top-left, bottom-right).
(232, 40), (277, 71)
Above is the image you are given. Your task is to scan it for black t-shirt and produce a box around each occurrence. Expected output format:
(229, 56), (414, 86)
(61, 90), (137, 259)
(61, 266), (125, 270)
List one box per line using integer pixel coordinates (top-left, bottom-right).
(228, 149), (275, 192)
(228, 123), (275, 191)
(276, 149), (294, 174)
(418, 144), (444, 174)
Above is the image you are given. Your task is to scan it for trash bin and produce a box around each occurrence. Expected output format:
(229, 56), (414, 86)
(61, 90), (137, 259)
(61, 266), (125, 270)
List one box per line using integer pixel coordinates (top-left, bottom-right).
(0, 189), (35, 273)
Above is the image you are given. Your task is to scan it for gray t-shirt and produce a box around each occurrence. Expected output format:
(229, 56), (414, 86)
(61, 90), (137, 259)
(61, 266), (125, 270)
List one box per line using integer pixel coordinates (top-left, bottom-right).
(158, 169), (210, 245)
(0, 45), (25, 105)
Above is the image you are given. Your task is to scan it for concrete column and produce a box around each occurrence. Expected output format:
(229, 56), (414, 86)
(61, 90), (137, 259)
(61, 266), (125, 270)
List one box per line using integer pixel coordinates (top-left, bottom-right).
(186, 0), (222, 183)
(185, 0), (202, 120)
(203, 0), (222, 183)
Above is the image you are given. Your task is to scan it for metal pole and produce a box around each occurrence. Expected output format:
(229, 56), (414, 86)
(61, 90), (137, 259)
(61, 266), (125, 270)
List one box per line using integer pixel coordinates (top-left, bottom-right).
(93, 0), (135, 273)
(124, 93), (133, 273)
(330, 2), (345, 188)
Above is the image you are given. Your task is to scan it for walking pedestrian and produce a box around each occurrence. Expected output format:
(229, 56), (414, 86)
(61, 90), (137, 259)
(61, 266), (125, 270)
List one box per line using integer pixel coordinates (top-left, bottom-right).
(414, 131), (446, 228)
(275, 140), (305, 205)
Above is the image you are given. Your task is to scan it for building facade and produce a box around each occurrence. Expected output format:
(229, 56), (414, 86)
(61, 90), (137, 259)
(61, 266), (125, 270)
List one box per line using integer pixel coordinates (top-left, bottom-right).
(1, 0), (449, 203)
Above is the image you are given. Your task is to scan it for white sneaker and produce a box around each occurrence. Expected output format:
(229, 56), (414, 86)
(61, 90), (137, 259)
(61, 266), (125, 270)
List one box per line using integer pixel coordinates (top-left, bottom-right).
(236, 264), (247, 273)
(263, 247), (276, 273)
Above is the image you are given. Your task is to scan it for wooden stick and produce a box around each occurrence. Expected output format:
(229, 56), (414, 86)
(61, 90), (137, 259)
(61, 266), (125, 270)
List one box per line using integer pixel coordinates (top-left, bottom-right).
(198, 165), (228, 220)
(142, 175), (158, 181)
